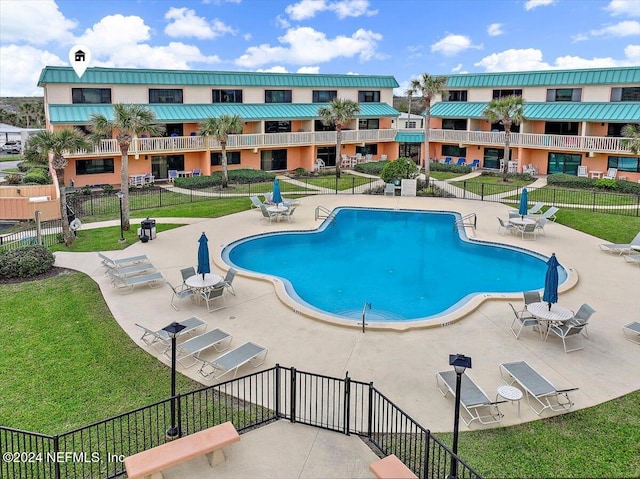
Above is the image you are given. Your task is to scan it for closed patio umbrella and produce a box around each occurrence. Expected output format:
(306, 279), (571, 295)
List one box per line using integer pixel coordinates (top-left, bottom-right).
(272, 178), (283, 205)
(518, 187), (529, 218)
(197, 232), (211, 280)
(542, 253), (559, 311)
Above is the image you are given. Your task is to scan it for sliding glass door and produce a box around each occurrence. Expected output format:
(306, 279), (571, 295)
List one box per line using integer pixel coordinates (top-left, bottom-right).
(547, 152), (581, 175)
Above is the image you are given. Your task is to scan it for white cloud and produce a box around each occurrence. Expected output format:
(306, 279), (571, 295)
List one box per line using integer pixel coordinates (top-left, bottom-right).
(487, 23), (503, 36)
(164, 7), (236, 39)
(571, 33), (589, 43)
(77, 15), (151, 58)
(0, 45), (66, 96)
(431, 34), (482, 56)
(451, 63), (463, 72)
(297, 66), (320, 73)
(285, 0), (377, 20)
(0, 0), (76, 46)
(590, 20), (640, 37)
(99, 42), (221, 70)
(243, 33), (252, 41)
(275, 14), (291, 29)
(406, 44), (423, 58)
(524, 0), (556, 11)
(257, 66), (289, 73)
(474, 47), (640, 72)
(604, 0), (640, 17)
(235, 26), (383, 67)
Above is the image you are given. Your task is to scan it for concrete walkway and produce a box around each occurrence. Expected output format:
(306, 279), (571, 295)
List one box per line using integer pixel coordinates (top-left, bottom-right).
(52, 193), (640, 477)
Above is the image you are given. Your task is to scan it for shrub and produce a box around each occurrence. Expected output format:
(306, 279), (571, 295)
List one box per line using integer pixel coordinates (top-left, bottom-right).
(79, 186), (92, 195)
(4, 174), (22, 185)
(354, 160), (389, 176)
(102, 184), (114, 194)
(22, 167), (50, 185)
(18, 161), (45, 173)
(429, 162), (472, 174)
(479, 170), (534, 181)
(294, 167), (309, 177)
(546, 173), (640, 194)
(380, 157), (418, 183)
(0, 245), (55, 279)
(594, 178), (619, 190)
(175, 169), (276, 188)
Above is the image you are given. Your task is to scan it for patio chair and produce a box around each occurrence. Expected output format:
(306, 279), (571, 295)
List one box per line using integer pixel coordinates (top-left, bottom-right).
(167, 281), (195, 311)
(577, 165), (588, 178)
(599, 232), (640, 255)
(567, 303), (595, 338)
(436, 370), (504, 426)
(455, 158), (466, 166)
(314, 158), (325, 171)
(527, 202), (545, 215)
(624, 254), (640, 265)
(168, 170), (178, 182)
(508, 210), (520, 219)
(197, 342), (268, 381)
(280, 205), (297, 223)
(603, 168), (617, 180)
(107, 263), (156, 284)
(384, 183), (395, 197)
(547, 320), (589, 353)
(622, 321), (640, 344)
(135, 316), (206, 352)
(249, 195), (264, 210)
(516, 222), (537, 240)
(220, 268), (237, 295)
(497, 217), (516, 236)
(380, 154), (387, 161)
(443, 157), (452, 164)
(499, 361), (578, 415)
(180, 267), (196, 285)
(192, 168), (201, 176)
(467, 159), (480, 170)
(534, 218), (548, 236)
(259, 204), (278, 224)
(508, 303), (542, 339)
(171, 328), (233, 368)
(200, 286), (227, 312)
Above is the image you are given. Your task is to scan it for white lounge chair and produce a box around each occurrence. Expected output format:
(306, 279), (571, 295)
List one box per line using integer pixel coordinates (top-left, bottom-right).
(170, 328), (233, 368)
(98, 252), (150, 270)
(107, 262), (156, 284)
(499, 361), (578, 415)
(197, 342), (268, 381)
(624, 254), (640, 265)
(527, 202), (545, 215)
(135, 316), (206, 352)
(623, 322), (640, 344)
(108, 270), (165, 294)
(249, 196), (264, 210)
(436, 370), (504, 426)
(599, 232), (640, 255)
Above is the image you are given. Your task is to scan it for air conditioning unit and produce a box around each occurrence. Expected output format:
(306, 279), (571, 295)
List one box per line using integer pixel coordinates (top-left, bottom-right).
(587, 152), (595, 158)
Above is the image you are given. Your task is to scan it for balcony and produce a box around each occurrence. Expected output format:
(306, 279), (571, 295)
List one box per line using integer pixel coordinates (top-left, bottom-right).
(65, 129), (399, 158)
(428, 129), (633, 154)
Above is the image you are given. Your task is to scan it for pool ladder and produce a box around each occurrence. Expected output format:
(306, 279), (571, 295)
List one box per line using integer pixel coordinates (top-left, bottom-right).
(454, 213), (477, 232)
(315, 205), (333, 221)
(361, 302), (371, 333)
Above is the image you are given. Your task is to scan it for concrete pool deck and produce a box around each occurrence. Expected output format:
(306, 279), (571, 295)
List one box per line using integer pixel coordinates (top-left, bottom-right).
(53, 194), (639, 474)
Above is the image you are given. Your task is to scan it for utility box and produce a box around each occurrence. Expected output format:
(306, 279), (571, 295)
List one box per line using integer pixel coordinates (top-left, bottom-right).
(139, 218), (156, 242)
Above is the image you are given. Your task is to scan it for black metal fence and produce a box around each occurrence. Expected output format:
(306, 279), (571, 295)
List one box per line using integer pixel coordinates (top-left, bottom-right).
(0, 365), (481, 479)
(0, 217), (63, 252)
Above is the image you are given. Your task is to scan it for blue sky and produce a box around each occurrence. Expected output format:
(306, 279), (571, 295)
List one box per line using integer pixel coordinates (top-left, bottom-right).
(0, 0), (638, 97)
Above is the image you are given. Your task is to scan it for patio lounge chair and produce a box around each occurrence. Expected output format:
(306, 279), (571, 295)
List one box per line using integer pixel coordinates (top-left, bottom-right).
(107, 263), (156, 284)
(499, 361), (578, 415)
(197, 342), (268, 381)
(201, 286), (227, 312)
(282, 195), (301, 207)
(599, 232), (640, 255)
(527, 202), (545, 215)
(624, 254), (640, 265)
(436, 370), (504, 426)
(622, 321), (640, 344)
(167, 281), (195, 311)
(171, 328), (233, 368)
(98, 252), (150, 270)
(249, 196), (264, 210)
(135, 316), (206, 352)
(497, 217), (516, 236)
(509, 303), (542, 339)
(109, 271), (165, 294)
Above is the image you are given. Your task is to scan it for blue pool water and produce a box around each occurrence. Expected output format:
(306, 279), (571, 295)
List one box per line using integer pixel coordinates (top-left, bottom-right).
(224, 208), (567, 322)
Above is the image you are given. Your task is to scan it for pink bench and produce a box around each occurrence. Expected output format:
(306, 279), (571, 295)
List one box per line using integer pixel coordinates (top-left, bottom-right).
(124, 422), (240, 479)
(370, 454), (418, 479)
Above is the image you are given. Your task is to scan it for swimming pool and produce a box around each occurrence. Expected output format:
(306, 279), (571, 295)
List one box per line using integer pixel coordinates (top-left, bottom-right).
(223, 208), (567, 322)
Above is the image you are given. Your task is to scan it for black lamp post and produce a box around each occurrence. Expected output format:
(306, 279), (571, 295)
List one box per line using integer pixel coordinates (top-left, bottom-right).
(162, 321), (186, 440)
(448, 353), (472, 479)
(115, 191), (125, 243)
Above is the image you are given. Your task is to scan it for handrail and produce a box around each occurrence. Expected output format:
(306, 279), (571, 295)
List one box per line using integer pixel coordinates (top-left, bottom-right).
(454, 212), (477, 231)
(361, 302), (371, 333)
(315, 205), (332, 221)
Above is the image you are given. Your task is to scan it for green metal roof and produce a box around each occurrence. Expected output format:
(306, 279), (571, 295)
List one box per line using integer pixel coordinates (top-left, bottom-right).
(47, 103), (400, 124)
(430, 101), (640, 122)
(446, 67), (640, 88)
(395, 132), (425, 143)
(38, 66), (399, 88)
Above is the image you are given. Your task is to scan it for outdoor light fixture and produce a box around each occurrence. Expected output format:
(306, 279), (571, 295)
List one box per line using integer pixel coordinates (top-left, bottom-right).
(448, 354), (472, 479)
(115, 191), (125, 243)
(163, 321), (186, 440)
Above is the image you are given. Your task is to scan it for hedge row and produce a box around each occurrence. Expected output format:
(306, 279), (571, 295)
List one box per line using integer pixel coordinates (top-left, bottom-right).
(547, 173), (640, 194)
(174, 169), (276, 188)
(354, 160), (390, 175)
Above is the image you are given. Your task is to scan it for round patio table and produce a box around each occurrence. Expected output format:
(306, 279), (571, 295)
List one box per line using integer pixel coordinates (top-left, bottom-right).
(526, 302), (573, 339)
(185, 273), (223, 291)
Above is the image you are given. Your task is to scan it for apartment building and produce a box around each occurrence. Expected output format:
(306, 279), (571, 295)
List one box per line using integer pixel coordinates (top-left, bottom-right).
(37, 67), (404, 187)
(429, 66), (640, 182)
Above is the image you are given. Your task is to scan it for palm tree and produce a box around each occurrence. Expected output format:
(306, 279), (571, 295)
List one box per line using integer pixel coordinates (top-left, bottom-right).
(621, 124), (640, 155)
(89, 104), (164, 230)
(19, 102), (36, 128)
(483, 95), (526, 182)
(30, 129), (90, 246)
(198, 114), (244, 188)
(317, 98), (360, 179)
(410, 73), (448, 180)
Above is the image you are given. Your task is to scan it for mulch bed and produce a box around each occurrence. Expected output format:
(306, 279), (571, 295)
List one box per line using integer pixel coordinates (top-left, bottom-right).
(0, 267), (75, 285)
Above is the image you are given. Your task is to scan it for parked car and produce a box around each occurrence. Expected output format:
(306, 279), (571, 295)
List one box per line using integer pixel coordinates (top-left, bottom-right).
(2, 141), (22, 153)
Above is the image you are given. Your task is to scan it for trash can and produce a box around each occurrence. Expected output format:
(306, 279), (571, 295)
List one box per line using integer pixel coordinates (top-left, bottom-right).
(140, 218), (156, 242)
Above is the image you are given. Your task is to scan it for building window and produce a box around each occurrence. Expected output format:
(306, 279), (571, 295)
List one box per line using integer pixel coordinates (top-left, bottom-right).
(265, 121), (292, 133)
(358, 91), (380, 102)
(149, 89), (183, 103)
(443, 90), (468, 102)
(545, 122), (579, 135)
(260, 149), (287, 170)
(490, 121), (519, 132)
(546, 88), (581, 102)
(492, 89), (522, 99)
(406, 121), (417, 128)
(75, 158), (115, 175)
(399, 143), (421, 163)
(442, 118), (467, 130)
(312, 90), (337, 102)
(211, 151), (241, 166)
(265, 90), (292, 103)
(212, 89), (242, 103)
(356, 144), (378, 155)
(607, 123), (628, 137)
(358, 119), (379, 130)
(316, 146), (337, 167)
(442, 144), (467, 157)
(610, 87), (640, 102)
(72, 88), (111, 104)
(314, 119), (335, 132)
(608, 156), (640, 173)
